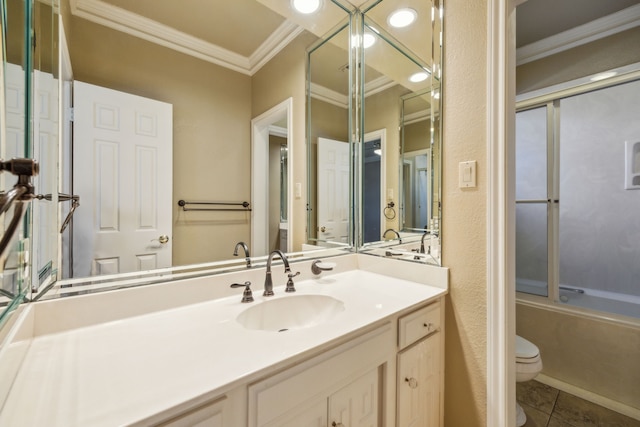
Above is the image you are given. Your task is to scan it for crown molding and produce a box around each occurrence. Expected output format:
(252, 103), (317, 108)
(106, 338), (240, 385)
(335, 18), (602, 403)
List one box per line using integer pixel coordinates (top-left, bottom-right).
(516, 3), (640, 66)
(364, 76), (396, 97)
(70, 0), (301, 76)
(268, 125), (288, 138)
(250, 21), (305, 74)
(403, 109), (430, 125)
(310, 82), (349, 108)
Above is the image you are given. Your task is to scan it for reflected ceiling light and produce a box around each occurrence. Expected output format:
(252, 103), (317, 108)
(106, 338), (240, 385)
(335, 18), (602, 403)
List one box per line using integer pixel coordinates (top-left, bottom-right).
(590, 71), (617, 82)
(388, 8), (417, 28)
(374, 148), (382, 156)
(409, 72), (428, 83)
(363, 32), (376, 49)
(292, 0), (321, 14)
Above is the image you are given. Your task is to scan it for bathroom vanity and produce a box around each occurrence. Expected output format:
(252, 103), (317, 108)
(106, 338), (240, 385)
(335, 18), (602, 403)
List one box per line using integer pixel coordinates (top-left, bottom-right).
(0, 254), (447, 426)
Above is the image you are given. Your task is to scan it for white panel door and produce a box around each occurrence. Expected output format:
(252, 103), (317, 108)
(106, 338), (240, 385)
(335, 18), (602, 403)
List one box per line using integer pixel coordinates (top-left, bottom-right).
(73, 81), (172, 277)
(317, 137), (349, 243)
(1, 64), (27, 288)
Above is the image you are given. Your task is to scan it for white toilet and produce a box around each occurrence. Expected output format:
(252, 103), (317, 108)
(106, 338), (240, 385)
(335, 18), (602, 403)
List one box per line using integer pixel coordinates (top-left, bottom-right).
(516, 335), (543, 427)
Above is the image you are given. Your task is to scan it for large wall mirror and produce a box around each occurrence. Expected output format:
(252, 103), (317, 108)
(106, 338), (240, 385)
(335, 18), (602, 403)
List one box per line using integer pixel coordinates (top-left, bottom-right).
(38, 0), (354, 297)
(306, 0), (443, 266)
(0, 0), (60, 319)
(1, 0), (443, 313)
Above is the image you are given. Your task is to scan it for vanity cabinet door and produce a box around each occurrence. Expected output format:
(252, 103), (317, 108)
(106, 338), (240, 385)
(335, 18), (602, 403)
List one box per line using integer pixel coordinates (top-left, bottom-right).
(266, 399), (327, 427)
(328, 368), (379, 427)
(397, 333), (441, 427)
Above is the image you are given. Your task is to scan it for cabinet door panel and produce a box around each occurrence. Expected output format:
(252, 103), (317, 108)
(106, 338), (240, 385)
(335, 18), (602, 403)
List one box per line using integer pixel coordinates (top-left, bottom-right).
(397, 333), (441, 427)
(266, 399), (327, 427)
(328, 368), (379, 427)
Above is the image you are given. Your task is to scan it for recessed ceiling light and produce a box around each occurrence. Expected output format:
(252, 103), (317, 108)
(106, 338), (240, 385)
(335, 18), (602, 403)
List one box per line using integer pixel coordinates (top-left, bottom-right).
(292, 0), (321, 14)
(388, 8), (417, 28)
(409, 72), (428, 83)
(363, 32), (376, 49)
(590, 71), (617, 82)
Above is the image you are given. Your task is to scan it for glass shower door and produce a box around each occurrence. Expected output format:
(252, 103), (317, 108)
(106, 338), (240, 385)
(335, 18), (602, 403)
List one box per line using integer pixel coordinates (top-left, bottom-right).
(515, 106), (551, 297)
(558, 80), (640, 316)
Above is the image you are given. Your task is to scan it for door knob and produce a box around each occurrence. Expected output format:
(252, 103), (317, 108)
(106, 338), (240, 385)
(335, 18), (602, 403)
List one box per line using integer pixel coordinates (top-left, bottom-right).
(320, 226), (326, 232)
(158, 235), (170, 244)
(405, 377), (418, 389)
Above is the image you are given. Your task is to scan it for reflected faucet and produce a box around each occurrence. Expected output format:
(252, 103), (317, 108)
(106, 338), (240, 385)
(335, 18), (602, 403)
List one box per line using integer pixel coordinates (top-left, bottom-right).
(233, 241), (251, 268)
(420, 231), (430, 254)
(264, 250), (290, 296)
(382, 228), (402, 244)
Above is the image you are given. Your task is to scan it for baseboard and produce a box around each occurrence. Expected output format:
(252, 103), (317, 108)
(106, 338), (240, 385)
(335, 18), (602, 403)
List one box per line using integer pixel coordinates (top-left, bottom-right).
(536, 374), (640, 421)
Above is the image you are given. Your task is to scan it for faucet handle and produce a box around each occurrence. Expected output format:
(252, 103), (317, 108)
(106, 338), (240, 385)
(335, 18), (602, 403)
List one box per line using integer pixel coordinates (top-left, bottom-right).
(311, 260), (335, 275)
(285, 271), (300, 293)
(230, 281), (254, 303)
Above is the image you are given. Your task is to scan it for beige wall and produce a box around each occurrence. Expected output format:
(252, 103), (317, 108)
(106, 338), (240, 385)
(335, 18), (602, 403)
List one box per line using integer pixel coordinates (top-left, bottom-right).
(252, 31), (318, 253)
(442, 1), (489, 425)
(517, 303), (640, 411)
(364, 85), (407, 232)
(517, 27), (640, 94)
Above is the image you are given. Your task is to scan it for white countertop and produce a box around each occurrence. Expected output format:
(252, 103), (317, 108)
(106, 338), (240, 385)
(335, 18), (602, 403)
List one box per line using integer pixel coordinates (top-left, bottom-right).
(0, 267), (446, 426)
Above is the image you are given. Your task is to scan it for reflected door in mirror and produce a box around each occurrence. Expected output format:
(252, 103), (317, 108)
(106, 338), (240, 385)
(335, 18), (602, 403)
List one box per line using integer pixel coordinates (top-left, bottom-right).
(317, 137), (349, 244)
(72, 82), (173, 276)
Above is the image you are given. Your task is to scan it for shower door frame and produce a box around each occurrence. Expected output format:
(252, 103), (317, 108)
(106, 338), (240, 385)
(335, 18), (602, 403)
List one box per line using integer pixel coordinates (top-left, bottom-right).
(515, 67), (640, 312)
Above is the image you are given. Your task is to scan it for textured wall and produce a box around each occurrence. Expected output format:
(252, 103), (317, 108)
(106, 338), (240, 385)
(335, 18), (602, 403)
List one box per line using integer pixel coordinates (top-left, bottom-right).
(442, 0), (489, 425)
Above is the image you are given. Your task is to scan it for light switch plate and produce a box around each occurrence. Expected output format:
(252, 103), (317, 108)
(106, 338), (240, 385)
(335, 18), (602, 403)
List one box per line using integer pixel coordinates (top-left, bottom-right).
(459, 160), (477, 188)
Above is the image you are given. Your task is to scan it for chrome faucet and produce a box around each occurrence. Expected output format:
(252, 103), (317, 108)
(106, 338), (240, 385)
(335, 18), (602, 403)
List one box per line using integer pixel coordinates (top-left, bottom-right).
(420, 231), (430, 254)
(383, 228), (402, 244)
(263, 250), (290, 296)
(233, 241), (251, 268)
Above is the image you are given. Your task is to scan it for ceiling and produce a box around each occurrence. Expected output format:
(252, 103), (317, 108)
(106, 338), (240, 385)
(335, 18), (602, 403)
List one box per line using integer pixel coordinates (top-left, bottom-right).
(76, 0), (640, 73)
(516, 0), (640, 47)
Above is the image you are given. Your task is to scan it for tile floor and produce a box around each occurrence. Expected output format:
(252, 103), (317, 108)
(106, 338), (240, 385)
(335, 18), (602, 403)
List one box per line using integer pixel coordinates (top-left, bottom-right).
(516, 380), (640, 427)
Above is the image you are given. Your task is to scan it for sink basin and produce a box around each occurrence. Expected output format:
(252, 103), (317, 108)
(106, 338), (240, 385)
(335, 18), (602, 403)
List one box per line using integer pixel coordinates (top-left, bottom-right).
(236, 294), (345, 332)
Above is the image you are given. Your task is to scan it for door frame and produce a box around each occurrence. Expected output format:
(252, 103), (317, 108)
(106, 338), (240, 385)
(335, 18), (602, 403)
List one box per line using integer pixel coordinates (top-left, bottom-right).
(250, 98), (293, 257)
(363, 129), (386, 241)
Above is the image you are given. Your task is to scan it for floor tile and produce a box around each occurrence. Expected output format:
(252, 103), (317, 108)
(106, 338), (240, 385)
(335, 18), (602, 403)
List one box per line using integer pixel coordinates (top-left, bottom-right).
(517, 380), (559, 415)
(547, 416), (577, 427)
(521, 402), (552, 427)
(552, 391), (640, 427)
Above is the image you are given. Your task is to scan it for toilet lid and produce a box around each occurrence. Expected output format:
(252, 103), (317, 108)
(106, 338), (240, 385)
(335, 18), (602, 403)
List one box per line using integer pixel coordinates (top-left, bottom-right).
(516, 335), (539, 359)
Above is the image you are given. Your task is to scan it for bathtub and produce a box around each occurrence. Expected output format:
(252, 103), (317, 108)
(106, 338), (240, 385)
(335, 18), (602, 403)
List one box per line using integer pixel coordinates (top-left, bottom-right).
(516, 278), (640, 420)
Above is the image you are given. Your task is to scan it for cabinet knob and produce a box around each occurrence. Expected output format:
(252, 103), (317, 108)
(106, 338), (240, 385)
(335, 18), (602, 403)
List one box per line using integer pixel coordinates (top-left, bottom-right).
(423, 322), (433, 331)
(331, 422), (344, 427)
(405, 377), (419, 389)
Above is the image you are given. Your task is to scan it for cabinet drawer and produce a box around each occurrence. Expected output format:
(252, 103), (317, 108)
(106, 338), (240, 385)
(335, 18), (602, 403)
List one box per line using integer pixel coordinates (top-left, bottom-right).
(398, 302), (441, 349)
